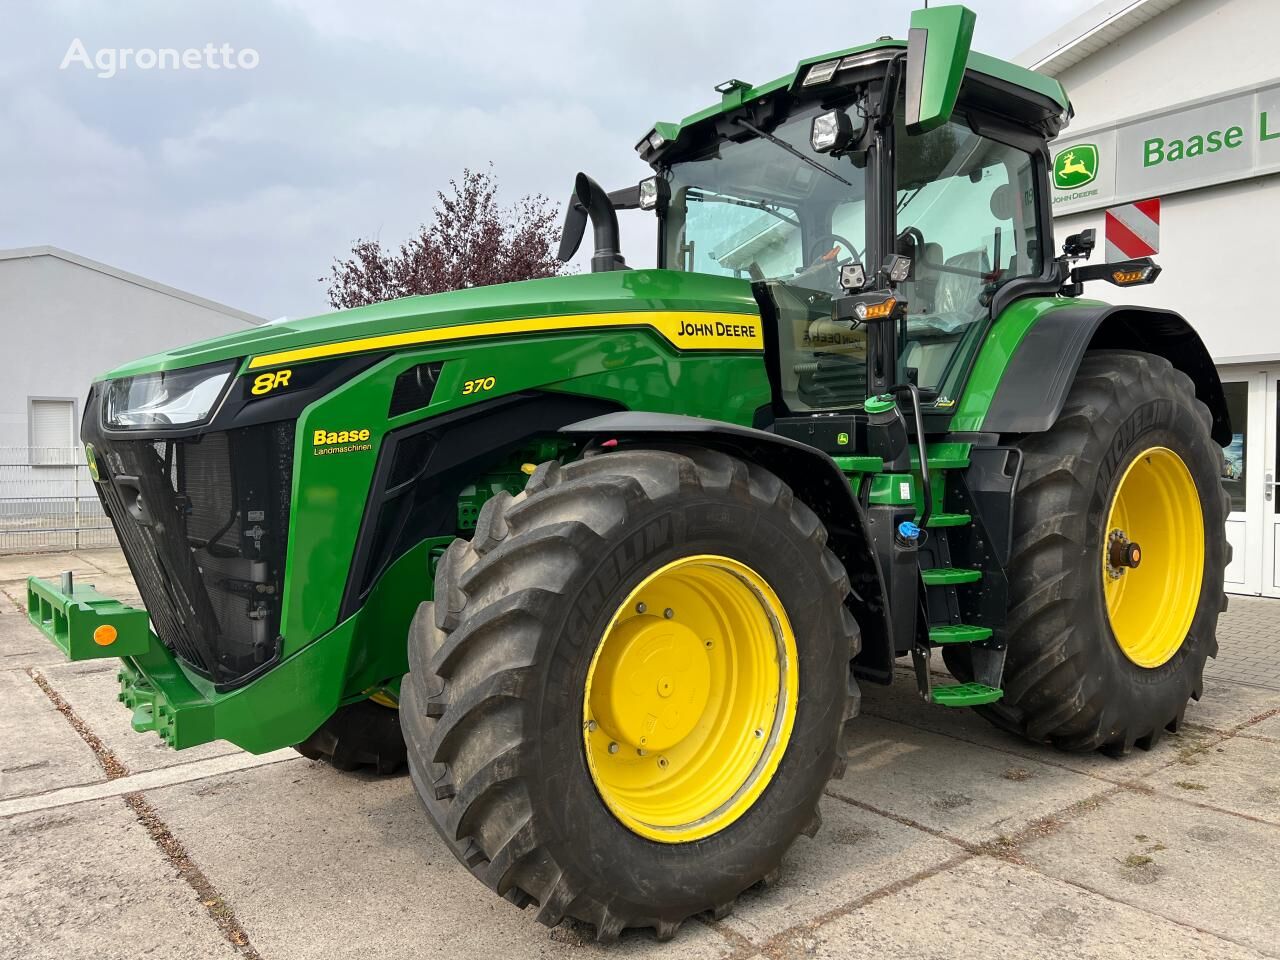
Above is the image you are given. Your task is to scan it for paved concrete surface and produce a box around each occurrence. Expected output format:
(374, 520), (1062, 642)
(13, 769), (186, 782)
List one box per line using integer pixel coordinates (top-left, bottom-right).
(1211, 594), (1280, 688)
(3, 548), (1280, 959)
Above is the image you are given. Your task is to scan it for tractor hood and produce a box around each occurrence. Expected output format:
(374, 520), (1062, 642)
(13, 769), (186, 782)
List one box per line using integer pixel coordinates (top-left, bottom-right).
(100, 269), (759, 381)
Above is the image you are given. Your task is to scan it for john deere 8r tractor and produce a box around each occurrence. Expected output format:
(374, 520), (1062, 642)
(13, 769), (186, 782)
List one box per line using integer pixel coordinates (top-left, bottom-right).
(29, 4), (1229, 941)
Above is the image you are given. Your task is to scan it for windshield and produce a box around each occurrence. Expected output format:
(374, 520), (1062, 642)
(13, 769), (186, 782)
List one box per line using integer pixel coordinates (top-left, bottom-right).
(662, 106), (868, 290)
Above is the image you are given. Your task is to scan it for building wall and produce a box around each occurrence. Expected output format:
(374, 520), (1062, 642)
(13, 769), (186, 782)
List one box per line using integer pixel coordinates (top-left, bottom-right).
(1047, 0), (1280, 362)
(1053, 0), (1275, 122)
(0, 253), (258, 448)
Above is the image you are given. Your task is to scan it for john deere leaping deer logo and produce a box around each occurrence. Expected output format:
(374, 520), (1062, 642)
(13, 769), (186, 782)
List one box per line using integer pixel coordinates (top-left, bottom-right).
(1053, 144), (1099, 189)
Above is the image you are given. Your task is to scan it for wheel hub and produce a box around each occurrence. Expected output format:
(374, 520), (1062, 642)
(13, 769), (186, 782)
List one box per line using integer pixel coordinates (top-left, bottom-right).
(589, 614), (710, 752)
(1106, 529), (1143, 578)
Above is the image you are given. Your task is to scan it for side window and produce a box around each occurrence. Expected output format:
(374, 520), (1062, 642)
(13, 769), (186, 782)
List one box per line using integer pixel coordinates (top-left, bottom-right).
(893, 119), (1041, 394)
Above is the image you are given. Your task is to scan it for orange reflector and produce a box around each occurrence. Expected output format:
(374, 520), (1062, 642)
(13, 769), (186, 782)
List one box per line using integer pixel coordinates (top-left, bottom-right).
(93, 624), (118, 646)
(1112, 268), (1150, 285)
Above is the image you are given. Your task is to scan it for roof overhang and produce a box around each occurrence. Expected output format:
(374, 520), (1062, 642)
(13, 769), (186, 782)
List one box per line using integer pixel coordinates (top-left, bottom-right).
(1014, 0), (1184, 78)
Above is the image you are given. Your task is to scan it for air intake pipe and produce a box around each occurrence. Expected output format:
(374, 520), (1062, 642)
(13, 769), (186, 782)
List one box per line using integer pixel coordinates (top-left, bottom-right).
(557, 172), (627, 273)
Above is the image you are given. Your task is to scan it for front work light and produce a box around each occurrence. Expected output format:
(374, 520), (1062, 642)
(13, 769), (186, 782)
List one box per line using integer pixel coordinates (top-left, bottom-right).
(103, 360), (237, 430)
(803, 60), (840, 86)
(885, 254), (913, 283)
(638, 176), (670, 212)
(839, 262), (866, 291)
(810, 110), (854, 153)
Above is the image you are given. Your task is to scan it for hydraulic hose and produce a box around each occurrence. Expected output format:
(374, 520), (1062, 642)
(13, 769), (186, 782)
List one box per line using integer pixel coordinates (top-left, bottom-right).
(890, 382), (932, 530)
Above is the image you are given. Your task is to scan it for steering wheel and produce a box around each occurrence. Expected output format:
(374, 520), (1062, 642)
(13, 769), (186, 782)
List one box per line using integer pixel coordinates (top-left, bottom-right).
(807, 232), (861, 267)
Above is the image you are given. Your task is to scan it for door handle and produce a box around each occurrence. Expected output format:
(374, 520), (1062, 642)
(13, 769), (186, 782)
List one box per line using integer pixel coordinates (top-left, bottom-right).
(1269, 472), (1275, 502)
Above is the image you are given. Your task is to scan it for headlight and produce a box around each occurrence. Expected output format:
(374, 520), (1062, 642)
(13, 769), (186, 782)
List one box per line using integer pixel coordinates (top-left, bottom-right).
(103, 360), (237, 429)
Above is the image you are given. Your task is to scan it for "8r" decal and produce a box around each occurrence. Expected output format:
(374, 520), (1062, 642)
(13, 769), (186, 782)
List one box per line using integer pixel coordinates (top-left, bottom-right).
(251, 369), (292, 396)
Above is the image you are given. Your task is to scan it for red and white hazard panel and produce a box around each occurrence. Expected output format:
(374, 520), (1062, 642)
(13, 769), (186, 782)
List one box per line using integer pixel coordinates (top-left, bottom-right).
(1105, 198), (1160, 262)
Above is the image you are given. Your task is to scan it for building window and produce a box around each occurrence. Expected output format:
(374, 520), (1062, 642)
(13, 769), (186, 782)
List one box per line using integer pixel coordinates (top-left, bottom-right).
(29, 398), (77, 465)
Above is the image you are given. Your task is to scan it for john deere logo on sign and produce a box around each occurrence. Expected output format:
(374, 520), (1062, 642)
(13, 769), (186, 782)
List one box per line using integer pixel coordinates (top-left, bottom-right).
(1053, 144), (1099, 189)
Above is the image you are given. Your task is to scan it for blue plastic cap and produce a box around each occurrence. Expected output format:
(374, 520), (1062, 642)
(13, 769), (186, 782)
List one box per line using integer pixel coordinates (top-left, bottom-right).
(898, 520), (921, 541)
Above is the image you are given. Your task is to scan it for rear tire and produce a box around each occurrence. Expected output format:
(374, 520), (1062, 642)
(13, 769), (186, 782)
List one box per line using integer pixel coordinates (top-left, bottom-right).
(293, 699), (406, 775)
(945, 350), (1227, 754)
(401, 447), (859, 940)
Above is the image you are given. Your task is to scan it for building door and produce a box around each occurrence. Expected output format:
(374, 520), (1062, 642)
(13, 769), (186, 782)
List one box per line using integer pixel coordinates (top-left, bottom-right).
(1262, 374), (1280, 598)
(1219, 368), (1264, 595)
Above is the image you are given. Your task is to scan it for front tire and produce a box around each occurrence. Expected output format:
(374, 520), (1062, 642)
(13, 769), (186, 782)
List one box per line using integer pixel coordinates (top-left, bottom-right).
(401, 447), (859, 940)
(293, 699), (406, 774)
(946, 350), (1227, 754)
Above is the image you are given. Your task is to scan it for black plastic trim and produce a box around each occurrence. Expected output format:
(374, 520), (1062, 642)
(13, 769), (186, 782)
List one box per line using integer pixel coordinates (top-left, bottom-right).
(338, 392), (622, 621)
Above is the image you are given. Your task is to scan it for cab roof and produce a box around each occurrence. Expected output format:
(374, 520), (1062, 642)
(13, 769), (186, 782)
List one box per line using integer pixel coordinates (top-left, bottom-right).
(640, 38), (1070, 160)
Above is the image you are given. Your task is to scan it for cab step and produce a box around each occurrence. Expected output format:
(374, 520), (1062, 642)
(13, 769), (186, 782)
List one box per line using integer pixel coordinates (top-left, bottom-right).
(928, 624), (992, 644)
(932, 682), (1003, 707)
(926, 512), (971, 528)
(921, 567), (982, 586)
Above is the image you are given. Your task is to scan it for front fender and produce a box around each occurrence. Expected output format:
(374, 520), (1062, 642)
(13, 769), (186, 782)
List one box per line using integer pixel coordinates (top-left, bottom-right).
(559, 412), (893, 677)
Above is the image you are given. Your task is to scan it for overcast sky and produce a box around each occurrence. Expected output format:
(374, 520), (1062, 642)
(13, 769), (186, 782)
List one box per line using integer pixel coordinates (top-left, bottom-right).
(1, 1), (1079, 321)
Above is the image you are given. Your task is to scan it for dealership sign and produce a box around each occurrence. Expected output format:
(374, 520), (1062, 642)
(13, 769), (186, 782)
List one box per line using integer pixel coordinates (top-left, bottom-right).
(1050, 79), (1280, 215)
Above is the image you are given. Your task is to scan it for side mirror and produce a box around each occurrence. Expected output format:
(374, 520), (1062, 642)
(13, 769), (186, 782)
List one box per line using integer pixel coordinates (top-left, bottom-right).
(1061, 228), (1096, 261)
(904, 5), (976, 136)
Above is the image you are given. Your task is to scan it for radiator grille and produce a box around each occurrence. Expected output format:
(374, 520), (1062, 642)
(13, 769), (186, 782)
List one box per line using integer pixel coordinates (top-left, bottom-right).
(86, 402), (294, 688)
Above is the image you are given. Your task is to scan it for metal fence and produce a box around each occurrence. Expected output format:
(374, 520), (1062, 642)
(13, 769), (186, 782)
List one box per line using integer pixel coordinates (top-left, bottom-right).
(0, 448), (116, 553)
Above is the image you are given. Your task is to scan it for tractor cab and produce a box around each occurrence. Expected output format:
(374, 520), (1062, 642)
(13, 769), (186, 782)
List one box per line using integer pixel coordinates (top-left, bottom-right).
(634, 8), (1069, 420)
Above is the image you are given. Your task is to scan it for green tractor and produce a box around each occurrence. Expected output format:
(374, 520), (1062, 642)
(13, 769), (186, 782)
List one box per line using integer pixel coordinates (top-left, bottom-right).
(29, 4), (1228, 942)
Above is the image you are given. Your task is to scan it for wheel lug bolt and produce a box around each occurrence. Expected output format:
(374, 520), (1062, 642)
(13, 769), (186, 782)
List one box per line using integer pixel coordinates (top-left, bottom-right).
(657, 756), (669, 769)
(608, 742), (619, 754)
(664, 608), (674, 619)
(636, 602), (647, 614)
(586, 720), (597, 733)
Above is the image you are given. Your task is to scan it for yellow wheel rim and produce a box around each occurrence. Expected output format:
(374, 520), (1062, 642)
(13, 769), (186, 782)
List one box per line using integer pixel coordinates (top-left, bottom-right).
(583, 555), (798, 843)
(1102, 446), (1203, 668)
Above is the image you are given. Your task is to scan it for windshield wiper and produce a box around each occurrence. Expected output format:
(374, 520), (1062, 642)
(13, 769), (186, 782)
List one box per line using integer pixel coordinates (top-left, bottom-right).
(686, 189), (800, 227)
(733, 117), (853, 187)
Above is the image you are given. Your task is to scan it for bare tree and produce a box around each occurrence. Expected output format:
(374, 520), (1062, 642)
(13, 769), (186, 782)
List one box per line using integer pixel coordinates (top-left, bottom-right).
(325, 166), (567, 308)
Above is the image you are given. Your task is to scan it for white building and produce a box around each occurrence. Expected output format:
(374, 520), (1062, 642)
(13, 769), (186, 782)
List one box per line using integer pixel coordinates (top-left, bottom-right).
(1017, 0), (1280, 596)
(0, 246), (260, 551)
(0, 246), (261, 453)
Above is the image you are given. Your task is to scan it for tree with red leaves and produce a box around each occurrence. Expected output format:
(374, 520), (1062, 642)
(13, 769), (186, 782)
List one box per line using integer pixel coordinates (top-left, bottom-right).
(324, 166), (568, 308)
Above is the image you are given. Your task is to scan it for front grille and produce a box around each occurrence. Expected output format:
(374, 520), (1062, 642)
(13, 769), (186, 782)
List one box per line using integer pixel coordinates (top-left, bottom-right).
(86, 396), (294, 688)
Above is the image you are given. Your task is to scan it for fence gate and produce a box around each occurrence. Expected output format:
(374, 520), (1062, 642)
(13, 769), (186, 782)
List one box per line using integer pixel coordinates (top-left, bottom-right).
(0, 447), (115, 553)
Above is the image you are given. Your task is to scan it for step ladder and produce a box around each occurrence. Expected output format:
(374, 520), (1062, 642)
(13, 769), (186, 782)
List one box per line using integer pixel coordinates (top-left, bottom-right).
(910, 458), (1006, 708)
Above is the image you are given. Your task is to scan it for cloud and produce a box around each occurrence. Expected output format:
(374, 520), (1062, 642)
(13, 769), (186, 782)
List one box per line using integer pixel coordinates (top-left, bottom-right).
(1, 0), (1082, 319)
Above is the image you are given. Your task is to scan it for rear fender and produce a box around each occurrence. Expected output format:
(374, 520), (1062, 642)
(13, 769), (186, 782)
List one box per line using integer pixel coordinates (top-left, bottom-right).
(559, 412), (894, 681)
(982, 305), (1230, 446)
